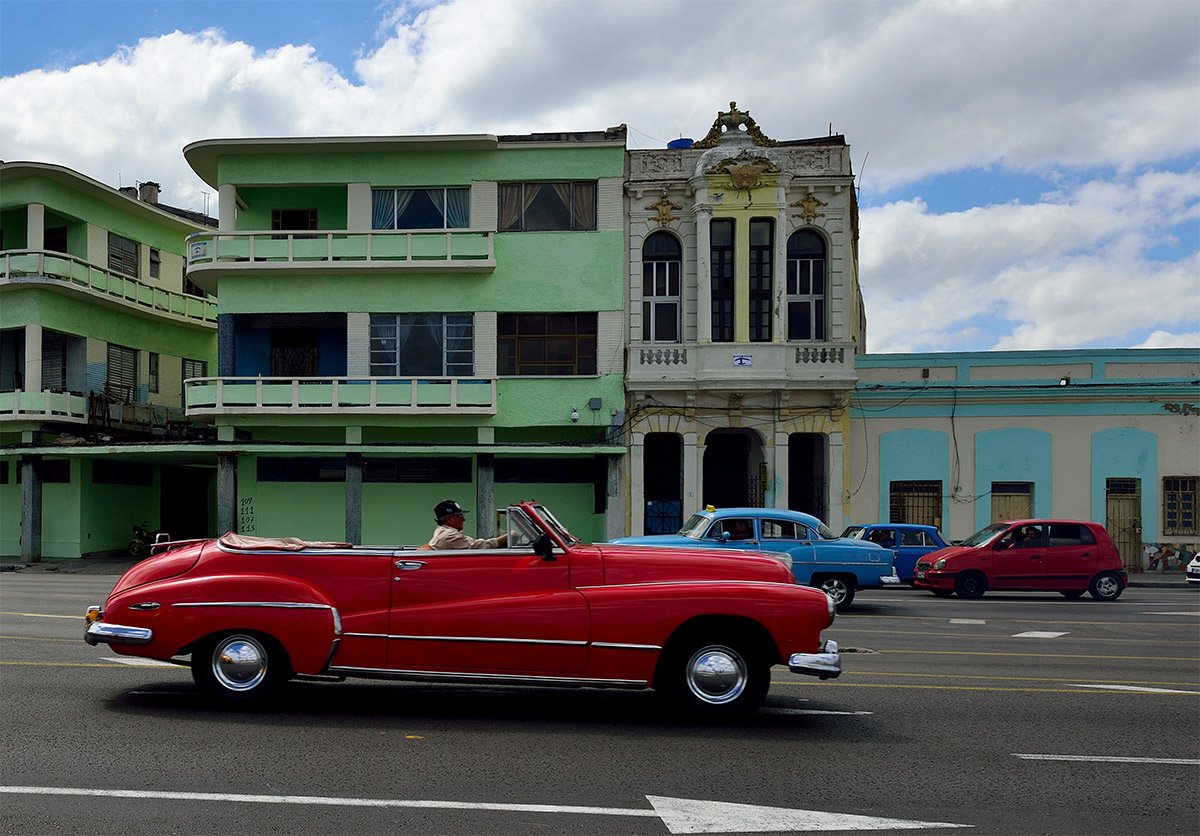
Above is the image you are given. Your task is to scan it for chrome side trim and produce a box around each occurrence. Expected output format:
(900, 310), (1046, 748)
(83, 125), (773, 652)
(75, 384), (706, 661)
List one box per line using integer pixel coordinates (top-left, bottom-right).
(576, 579), (797, 591)
(172, 601), (332, 610)
(327, 665), (646, 689)
(214, 542), (397, 557)
(591, 641), (661, 651)
(129, 602), (161, 611)
(322, 637), (341, 672)
(85, 621), (152, 646)
(386, 634), (588, 646)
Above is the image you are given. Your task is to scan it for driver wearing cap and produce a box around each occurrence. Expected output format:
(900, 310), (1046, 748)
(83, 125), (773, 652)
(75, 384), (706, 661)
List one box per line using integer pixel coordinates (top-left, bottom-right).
(427, 499), (508, 549)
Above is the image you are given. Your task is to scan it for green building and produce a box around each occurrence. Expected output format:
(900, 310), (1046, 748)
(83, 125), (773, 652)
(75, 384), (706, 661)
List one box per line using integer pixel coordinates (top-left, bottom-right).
(180, 128), (628, 546)
(1, 162), (217, 559)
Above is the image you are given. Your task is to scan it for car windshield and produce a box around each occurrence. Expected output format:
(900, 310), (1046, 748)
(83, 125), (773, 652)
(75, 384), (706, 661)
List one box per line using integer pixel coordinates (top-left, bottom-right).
(959, 522), (1009, 547)
(842, 526), (865, 539)
(814, 522), (838, 540)
(529, 503), (581, 546)
(679, 514), (714, 538)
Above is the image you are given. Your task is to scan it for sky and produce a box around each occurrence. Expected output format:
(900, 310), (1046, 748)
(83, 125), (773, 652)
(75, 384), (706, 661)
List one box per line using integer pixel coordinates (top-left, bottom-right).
(1, 0), (1197, 354)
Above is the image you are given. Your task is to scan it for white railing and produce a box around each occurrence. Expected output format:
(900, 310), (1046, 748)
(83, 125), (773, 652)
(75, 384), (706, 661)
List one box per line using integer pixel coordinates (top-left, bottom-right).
(185, 229), (496, 270)
(1, 250), (217, 324)
(185, 375), (498, 416)
(0, 389), (88, 423)
(628, 341), (857, 388)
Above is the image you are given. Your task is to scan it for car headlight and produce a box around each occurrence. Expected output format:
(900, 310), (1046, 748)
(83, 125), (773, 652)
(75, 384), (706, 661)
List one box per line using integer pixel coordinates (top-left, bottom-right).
(933, 558), (947, 570)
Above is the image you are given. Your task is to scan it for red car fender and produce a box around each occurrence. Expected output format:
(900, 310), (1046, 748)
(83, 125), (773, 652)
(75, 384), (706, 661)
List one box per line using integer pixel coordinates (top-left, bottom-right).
(105, 573), (339, 675)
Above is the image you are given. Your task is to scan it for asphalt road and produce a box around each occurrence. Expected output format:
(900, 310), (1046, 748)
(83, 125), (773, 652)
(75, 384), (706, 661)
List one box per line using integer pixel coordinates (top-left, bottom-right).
(1, 575), (1197, 835)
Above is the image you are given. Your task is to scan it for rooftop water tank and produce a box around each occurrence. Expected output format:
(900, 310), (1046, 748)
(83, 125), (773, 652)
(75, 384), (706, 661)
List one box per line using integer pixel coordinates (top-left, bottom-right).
(667, 138), (694, 150)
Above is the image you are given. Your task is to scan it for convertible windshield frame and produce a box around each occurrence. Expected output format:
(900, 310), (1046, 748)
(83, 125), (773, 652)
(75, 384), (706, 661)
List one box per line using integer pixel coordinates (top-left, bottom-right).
(530, 503), (581, 546)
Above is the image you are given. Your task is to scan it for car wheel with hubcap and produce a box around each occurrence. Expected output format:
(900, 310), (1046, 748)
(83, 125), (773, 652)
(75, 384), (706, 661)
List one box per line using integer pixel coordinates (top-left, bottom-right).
(1088, 571), (1124, 601)
(662, 637), (769, 715)
(816, 576), (856, 610)
(192, 632), (286, 702)
(954, 571), (988, 599)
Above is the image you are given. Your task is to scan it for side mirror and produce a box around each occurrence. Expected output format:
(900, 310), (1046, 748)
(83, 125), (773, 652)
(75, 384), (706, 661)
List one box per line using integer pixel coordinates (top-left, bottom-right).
(533, 533), (555, 561)
(720, 531), (731, 542)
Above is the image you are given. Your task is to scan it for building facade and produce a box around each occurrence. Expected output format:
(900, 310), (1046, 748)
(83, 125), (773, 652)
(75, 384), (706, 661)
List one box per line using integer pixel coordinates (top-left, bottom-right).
(179, 129), (628, 546)
(0, 162), (217, 558)
(848, 349), (1200, 571)
(624, 104), (864, 535)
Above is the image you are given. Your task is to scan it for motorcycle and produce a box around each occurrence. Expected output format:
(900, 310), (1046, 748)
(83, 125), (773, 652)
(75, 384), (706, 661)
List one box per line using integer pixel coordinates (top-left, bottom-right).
(128, 523), (167, 557)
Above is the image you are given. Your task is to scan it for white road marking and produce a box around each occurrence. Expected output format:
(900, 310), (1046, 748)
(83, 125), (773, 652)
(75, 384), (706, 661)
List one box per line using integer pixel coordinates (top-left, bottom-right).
(1014, 754), (1200, 765)
(1140, 611), (1200, 616)
(950, 619), (986, 624)
(1067, 684), (1200, 695)
(101, 656), (179, 668)
(1012, 631), (1068, 638)
(759, 708), (874, 716)
(0, 786), (973, 832)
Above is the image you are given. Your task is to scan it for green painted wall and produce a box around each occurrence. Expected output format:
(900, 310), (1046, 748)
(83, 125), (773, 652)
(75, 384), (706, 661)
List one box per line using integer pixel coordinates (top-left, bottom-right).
(0, 463), (19, 555)
(235, 186), (348, 231)
(0, 175), (195, 255)
(79, 459), (159, 554)
(0, 288), (216, 361)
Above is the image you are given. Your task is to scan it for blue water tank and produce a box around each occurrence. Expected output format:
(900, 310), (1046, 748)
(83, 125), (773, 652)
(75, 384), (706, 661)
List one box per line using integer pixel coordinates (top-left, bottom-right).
(667, 138), (694, 150)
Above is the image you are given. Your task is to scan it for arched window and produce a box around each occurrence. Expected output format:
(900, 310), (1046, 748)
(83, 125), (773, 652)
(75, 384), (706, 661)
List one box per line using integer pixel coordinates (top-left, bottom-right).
(642, 232), (681, 342)
(786, 230), (826, 340)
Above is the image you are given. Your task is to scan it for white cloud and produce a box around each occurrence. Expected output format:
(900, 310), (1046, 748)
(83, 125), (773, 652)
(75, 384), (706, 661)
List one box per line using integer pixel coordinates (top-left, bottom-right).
(861, 168), (1200, 352)
(1135, 331), (1200, 349)
(0, 0), (1197, 351)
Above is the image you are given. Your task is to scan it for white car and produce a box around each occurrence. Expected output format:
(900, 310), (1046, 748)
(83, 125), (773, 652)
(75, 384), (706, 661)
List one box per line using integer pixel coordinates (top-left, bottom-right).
(1187, 555), (1200, 587)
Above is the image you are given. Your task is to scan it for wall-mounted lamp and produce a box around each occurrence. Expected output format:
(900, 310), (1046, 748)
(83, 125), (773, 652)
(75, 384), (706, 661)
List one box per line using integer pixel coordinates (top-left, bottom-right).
(570, 406), (579, 423)
(1059, 376), (1070, 387)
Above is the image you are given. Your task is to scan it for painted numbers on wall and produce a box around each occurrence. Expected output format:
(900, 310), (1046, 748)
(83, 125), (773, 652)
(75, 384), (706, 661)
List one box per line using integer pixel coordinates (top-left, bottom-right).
(239, 497), (256, 533)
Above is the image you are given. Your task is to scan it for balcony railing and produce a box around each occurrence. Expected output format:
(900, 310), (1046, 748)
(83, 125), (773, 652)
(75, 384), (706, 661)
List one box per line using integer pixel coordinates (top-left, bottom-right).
(185, 375), (498, 417)
(1, 250), (217, 324)
(0, 389), (88, 423)
(627, 341), (858, 389)
(185, 229), (496, 271)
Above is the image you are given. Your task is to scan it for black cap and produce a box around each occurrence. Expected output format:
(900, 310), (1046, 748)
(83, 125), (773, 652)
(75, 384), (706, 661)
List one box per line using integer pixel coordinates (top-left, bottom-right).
(434, 499), (467, 523)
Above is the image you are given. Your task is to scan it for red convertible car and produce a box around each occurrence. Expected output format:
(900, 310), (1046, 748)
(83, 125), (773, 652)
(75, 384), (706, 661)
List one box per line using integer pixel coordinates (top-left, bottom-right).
(85, 502), (841, 715)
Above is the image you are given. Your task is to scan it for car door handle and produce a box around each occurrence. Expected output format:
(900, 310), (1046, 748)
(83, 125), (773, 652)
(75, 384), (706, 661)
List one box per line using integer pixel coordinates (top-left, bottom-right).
(394, 560), (425, 570)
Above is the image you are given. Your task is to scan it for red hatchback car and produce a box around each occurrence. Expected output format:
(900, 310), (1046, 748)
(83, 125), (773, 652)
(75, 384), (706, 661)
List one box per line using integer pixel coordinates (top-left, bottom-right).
(912, 519), (1127, 600)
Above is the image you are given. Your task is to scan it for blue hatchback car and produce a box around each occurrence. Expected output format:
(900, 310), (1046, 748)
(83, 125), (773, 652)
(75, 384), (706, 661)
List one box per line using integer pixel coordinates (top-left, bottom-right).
(611, 507), (898, 609)
(840, 523), (949, 583)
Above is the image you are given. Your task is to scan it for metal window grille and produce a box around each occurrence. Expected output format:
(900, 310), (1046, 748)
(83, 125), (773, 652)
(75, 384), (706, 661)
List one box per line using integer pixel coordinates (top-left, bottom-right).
(1163, 476), (1199, 535)
(889, 481), (943, 527)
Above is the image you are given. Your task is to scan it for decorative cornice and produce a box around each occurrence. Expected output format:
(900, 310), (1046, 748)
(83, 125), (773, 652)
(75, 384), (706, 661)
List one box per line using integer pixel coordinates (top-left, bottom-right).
(693, 101), (778, 149)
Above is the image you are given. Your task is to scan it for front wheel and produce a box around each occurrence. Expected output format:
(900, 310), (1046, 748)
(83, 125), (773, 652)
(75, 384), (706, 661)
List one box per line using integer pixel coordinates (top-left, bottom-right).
(954, 571), (988, 599)
(127, 538), (148, 558)
(816, 576), (856, 610)
(1088, 571), (1124, 601)
(660, 637), (769, 716)
(192, 633), (287, 703)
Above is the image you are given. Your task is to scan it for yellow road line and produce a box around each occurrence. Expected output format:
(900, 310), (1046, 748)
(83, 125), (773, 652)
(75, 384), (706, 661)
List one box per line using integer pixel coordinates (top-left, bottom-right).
(869, 649), (1199, 660)
(0, 612), (81, 620)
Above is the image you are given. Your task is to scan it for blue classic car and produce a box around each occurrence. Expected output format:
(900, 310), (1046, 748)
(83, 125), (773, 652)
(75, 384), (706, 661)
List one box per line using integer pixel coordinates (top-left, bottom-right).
(840, 523), (949, 583)
(611, 507), (898, 609)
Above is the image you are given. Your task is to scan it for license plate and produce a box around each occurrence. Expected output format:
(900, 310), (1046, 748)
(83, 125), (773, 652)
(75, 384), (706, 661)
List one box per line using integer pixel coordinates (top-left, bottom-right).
(916, 570), (926, 578)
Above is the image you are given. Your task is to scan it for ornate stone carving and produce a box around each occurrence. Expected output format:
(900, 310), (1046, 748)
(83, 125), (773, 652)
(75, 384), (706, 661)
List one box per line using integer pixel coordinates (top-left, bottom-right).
(708, 152), (780, 191)
(792, 193), (827, 223)
(694, 101), (778, 149)
(647, 196), (682, 227)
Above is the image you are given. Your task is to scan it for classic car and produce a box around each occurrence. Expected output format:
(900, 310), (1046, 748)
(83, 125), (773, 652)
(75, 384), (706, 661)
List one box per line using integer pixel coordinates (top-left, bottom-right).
(1188, 554), (1200, 587)
(85, 502), (841, 715)
(912, 519), (1127, 600)
(840, 523), (949, 583)
(609, 507), (899, 609)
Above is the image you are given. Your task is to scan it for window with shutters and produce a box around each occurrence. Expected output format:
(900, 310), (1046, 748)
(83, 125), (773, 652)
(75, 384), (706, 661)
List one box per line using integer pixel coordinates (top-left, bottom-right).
(107, 233), (138, 278)
(182, 358), (207, 380)
(497, 313), (597, 376)
(710, 219), (734, 342)
(148, 353), (159, 393)
(106, 344), (137, 401)
(749, 219), (773, 342)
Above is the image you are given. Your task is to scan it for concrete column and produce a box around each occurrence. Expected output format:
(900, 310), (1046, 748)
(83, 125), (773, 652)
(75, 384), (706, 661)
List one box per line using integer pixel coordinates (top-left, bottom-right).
(774, 189), (788, 342)
(218, 185), (237, 232)
(630, 433), (645, 535)
(24, 323), (42, 393)
(695, 439), (706, 509)
(216, 314), (236, 376)
(606, 453), (625, 540)
(344, 453), (362, 544)
(774, 431), (791, 509)
(695, 203), (712, 343)
(682, 432), (699, 510)
(827, 431), (845, 530)
(27, 204), (45, 250)
(217, 453), (237, 534)
(476, 454), (496, 537)
(20, 455), (42, 563)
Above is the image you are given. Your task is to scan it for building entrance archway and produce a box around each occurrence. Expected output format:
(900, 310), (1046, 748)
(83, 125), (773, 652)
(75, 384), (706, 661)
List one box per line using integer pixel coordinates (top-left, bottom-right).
(703, 429), (764, 508)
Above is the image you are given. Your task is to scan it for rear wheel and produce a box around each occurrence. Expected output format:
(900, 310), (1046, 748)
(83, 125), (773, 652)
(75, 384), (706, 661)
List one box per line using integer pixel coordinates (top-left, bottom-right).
(1088, 571), (1124, 601)
(192, 632), (287, 703)
(816, 576), (856, 610)
(660, 636), (770, 716)
(954, 571), (988, 599)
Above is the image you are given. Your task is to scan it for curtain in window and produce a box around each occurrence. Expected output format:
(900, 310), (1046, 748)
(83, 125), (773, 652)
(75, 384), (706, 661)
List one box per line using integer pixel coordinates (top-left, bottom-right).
(446, 188), (470, 228)
(573, 182), (596, 230)
(372, 190), (394, 229)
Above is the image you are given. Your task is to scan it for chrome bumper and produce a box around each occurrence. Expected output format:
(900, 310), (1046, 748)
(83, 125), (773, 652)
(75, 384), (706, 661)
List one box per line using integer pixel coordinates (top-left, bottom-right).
(880, 572), (902, 585)
(788, 640), (841, 679)
(84, 608), (152, 646)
